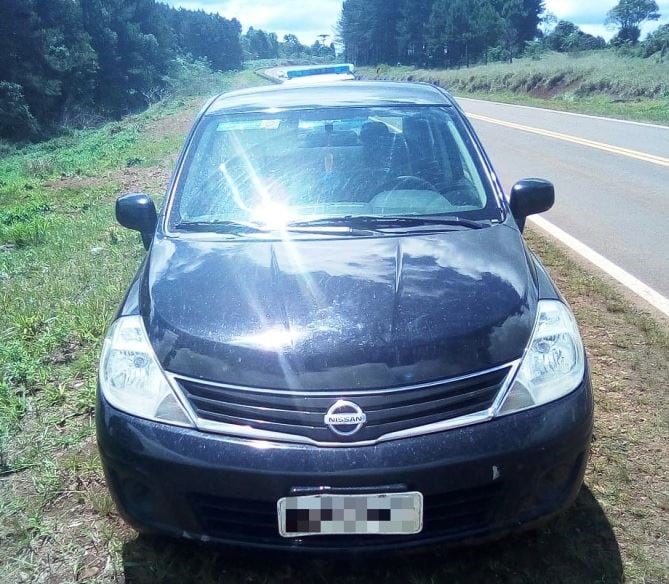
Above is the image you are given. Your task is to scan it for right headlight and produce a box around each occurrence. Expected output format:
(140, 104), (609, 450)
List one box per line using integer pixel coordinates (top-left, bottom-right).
(99, 315), (193, 427)
(498, 300), (585, 416)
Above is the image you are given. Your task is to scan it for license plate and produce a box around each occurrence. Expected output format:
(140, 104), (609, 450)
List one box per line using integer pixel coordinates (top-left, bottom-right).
(277, 492), (423, 537)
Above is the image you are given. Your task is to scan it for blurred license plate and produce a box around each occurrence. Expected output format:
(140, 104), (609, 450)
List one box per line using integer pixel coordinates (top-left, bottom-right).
(278, 492), (423, 537)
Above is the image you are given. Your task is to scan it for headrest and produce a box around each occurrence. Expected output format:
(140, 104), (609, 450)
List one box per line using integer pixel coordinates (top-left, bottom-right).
(359, 121), (391, 144)
(404, 117), (433, 142)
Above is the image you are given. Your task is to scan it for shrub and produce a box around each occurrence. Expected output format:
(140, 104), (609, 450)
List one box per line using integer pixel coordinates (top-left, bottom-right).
(642, 24), (669, 57)
(0, 83), (39, 141)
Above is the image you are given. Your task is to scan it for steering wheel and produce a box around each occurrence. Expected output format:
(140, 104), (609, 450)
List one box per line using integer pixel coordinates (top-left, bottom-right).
(381, 175), (439, 192)
(443, 177), (481, 206)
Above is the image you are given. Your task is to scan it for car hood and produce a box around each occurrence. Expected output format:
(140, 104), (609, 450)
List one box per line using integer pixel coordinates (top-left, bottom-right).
(142, 226), (537, 390)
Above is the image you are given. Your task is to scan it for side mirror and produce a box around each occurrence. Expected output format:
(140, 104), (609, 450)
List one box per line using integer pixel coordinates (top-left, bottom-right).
(116, 193), (157, 250)
(509, 179), (555, 232)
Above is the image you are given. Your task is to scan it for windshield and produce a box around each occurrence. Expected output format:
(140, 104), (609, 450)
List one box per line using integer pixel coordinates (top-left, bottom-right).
(168, 106), (501, 233)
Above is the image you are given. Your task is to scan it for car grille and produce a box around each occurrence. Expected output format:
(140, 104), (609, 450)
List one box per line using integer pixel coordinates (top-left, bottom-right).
(174, 365), (512, 444)
(189, 482), (504, 547)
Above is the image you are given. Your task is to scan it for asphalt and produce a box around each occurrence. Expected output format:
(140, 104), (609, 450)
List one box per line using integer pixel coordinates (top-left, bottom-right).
(456, 97), (669, 298)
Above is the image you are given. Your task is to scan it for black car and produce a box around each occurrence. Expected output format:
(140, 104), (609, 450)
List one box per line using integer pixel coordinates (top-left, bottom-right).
(97, 81), (593, 551)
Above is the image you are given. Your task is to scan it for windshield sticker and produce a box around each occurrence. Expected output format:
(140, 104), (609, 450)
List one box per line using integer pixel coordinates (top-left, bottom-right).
(217, 119), (281, 132)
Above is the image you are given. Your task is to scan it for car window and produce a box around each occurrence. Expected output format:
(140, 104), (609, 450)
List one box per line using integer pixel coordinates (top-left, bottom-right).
(447, 120), (488, 198)
(170, 106), (500, 231)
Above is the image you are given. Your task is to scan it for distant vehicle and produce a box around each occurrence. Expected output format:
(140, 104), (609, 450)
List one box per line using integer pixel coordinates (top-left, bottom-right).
(283, 63), (355, 82)
(98, 81), (593, 551)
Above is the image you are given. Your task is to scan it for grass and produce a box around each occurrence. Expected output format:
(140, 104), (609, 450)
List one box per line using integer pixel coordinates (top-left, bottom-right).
(0, 201), (51, 247)
(0, 67), (667, 583)
(361, 50), (669, 124)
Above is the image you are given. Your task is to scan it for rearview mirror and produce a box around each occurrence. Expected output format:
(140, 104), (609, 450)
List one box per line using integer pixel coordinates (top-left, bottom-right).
(509, 179), (555, 232)
(116, 193), (157, 249)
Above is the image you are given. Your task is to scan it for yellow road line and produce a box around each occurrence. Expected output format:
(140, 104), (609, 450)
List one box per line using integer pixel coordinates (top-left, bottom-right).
(468, 113), (669, 168)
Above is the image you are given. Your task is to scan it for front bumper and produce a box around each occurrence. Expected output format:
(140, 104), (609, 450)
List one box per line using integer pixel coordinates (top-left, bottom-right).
(96, 375), (593, 552)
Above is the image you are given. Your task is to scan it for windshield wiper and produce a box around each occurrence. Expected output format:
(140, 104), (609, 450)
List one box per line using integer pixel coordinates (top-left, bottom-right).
(287, 215), (487, 231)
(175, 220), (270, 234)
(175, 216), (487, 235)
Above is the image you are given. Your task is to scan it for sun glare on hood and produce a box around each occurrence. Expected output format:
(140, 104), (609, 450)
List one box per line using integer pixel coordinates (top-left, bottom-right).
(230, 327), (304, 351)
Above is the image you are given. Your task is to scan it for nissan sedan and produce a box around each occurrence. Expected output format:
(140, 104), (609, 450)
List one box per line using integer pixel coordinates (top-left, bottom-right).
(97, 81), (593, 551)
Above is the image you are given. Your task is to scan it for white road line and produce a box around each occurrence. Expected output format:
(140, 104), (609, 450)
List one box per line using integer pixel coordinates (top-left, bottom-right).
(457, 97), (669, 130)
(529, 215), (669, 317)
(468, 113), (669, 167)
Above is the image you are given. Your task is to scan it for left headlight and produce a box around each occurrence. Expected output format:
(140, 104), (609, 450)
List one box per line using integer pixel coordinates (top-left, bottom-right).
(99, 315), (193, 427)
(498, 300), (585, 416)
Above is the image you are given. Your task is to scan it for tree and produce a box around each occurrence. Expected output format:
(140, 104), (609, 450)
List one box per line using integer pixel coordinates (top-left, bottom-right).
(0, 0), (97, 135)
(0, 82), (39, 140)
(309, 39), (336, 58)
(337, 0), (374, 64)
(280, 34), (307, 57)
(545, 20), (606, 52)
(397, 0), (432, 65)
(337, 0), (400, 65)
(370, 0), (401, 63)
(170, 8), (243, 71)
(492, 0), (544, 62)
(426, 0), (451, 66)
(539, 10), (558, 36)
(606, 0), (661, 45)
(478, 1), (504, 63)
(80, 0), (174, 115)
(641, 22), (669, 55)
(245, 27), (279, 59)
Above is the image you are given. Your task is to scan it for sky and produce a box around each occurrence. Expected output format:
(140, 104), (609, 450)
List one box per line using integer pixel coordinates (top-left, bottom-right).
(165, 0), (669, 45)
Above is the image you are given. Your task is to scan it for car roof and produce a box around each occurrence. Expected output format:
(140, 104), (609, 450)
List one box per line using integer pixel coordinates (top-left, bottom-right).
(205, 81), (455, 115)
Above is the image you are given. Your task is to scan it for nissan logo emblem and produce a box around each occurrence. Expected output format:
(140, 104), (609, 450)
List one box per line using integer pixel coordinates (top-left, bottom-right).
(324, 400), (367, 436)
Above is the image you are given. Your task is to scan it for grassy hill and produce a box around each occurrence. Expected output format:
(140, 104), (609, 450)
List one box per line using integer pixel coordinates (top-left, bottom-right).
(361, 50), (669, 124)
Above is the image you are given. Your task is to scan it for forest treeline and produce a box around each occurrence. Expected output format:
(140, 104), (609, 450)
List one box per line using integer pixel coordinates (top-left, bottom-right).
(0, 0), (336, 143)
(243, 28), (336, 61)
(338, 0), (545, 67)
(0, 0), (247, 142)
(3, 0), (665, 144)
(337, 0), (665, 67)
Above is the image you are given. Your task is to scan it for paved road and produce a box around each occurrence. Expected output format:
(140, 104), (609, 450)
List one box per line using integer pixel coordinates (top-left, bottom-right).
(456, 97), (669, 301)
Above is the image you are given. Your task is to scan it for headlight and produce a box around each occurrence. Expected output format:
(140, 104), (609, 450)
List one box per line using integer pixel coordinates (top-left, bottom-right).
(99, 315), (193, 427)
(498, 300), (585, 415)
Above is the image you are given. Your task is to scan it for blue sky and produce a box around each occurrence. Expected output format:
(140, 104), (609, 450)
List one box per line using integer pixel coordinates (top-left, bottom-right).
(165, 0), (668, 45)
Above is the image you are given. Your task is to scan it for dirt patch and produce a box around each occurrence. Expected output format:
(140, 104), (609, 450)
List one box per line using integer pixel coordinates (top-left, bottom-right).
(527, 79), (581, 100)
(113, 165), (173, 195)
(48, 340), (84, 366)
(143, 104), (201, 142)
(45, 175), (110, 191)
(47, 159), (173, 198)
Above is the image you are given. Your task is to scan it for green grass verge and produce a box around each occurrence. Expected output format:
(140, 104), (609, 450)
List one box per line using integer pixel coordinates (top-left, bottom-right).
(0, 66), (667, 584)
(361, 50), (669, 125)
